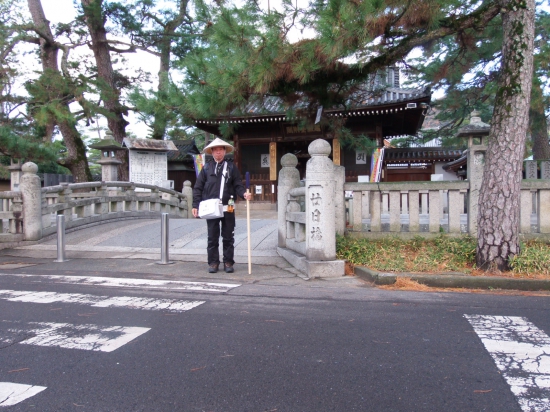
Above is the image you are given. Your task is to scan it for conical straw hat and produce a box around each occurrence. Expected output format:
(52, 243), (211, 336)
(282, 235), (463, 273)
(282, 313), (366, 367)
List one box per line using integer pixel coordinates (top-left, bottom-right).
(203, 137), (234, 154)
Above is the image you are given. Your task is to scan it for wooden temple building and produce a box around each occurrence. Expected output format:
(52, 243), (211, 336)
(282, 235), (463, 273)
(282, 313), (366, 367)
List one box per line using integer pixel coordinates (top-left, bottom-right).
(193, 73), (452, 203)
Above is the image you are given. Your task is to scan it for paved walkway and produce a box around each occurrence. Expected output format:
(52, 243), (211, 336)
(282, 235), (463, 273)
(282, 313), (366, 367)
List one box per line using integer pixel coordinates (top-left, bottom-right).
(1, 209), (549, 291)
(0, 209), (369, 289)
(10, 210), (284, 265)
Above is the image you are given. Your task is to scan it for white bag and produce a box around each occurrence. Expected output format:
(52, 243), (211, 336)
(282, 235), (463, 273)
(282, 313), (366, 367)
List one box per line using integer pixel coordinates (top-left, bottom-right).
(198, 198), (223, 219)
(198, 162), (227, 219)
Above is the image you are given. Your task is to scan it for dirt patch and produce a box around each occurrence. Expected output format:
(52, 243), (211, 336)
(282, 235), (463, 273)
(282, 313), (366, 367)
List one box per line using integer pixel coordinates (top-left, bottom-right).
(354, 264), (550, 281)
(377, 276), (550, 296)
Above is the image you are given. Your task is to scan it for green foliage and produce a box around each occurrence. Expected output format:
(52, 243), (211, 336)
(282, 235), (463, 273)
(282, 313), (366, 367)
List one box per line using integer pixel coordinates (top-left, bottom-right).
(0, 125), (57, 163)
(338, 235), (550, 276)
(127, 80), (192, 138)
(406, 5), (549, 155)
(509, 240), (550, 275)
(336, 235), (477, 272)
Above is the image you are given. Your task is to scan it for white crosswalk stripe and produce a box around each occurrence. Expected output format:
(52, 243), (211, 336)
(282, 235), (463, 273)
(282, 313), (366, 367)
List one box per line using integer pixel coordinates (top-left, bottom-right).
(5, 274), (240, 293)
(465, 314), (550, 412)
(1, 320), (150, 352)
(0, 382), (47, 407)
(0, 289), (204, 312)
(0, 274), (219, 408)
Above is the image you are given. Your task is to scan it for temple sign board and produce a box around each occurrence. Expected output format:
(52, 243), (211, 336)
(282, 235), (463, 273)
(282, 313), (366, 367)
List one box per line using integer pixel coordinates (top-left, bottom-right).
(123, 138), (178, 190)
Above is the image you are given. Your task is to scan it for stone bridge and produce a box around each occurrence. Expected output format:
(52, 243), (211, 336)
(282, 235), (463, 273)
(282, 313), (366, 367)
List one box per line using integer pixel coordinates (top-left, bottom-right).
(0, 162), (193, 245)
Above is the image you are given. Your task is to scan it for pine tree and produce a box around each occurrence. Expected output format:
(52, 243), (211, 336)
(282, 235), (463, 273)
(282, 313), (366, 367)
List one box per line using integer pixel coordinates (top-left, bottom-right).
(106, 0), (198, 140)
(24, 0), (92, 182)
(476, 0), (535, 271)
(183, 0), (502, 119)
(0, 0), (57, 167)
(406, 7), (549, 160)
(184, 0), (536, 271)
(79, 0), (130, 180)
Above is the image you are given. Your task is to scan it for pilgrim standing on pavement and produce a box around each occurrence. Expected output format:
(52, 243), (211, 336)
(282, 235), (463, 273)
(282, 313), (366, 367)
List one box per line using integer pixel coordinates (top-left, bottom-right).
(192, 138), (252, 273)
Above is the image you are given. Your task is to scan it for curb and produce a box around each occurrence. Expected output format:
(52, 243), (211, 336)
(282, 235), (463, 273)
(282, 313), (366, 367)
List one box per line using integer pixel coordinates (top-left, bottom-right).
(354, 266), (550, 291)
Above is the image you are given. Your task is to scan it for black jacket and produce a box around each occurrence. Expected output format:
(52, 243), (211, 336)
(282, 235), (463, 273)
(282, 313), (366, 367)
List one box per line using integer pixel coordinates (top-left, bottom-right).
(192, 160), (247, 209)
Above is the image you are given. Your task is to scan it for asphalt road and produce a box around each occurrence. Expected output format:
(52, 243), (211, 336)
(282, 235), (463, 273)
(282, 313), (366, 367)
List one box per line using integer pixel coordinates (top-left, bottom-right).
(2, 270), (550, 411)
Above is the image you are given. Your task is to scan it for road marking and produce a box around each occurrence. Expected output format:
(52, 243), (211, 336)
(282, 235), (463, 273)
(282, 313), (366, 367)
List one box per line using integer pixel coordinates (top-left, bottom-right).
(0, 382), (46, 407)
(465, 315), (550, 412)
(1, 321), (149, 352)
(5, 274), (240, 293)
(0, 290), (204, 312)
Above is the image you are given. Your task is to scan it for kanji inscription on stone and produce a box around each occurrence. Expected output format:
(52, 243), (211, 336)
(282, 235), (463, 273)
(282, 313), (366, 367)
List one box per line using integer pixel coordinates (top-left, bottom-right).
(540, 161), (550, 180)
(312, 209), (321, 222)
(311, 227), (322, 240)
(525, 161), (537, 179)
(310, 192), (321, 206)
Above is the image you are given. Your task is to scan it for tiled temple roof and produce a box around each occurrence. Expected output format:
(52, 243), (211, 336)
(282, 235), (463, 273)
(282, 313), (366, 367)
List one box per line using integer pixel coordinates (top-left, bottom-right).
(385, 147), (463, 163)
(166, 139), (200, 162)
(195, 87), (431, 125)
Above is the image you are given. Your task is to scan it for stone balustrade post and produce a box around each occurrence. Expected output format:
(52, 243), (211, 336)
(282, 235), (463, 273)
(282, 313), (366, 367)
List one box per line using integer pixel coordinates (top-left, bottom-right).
(19, 162), (42, 241)
(333, 165), (345, 235)
(305, 139), (336, 261)
(11, 196), (23, 234)
(58, 183), (74, 221)
(182, 181), (194, 219)
(277, 154), (300, 247)
(524, 160), (538, 179)
(541, 161), (550, 180)
(128, 184), (138, 212)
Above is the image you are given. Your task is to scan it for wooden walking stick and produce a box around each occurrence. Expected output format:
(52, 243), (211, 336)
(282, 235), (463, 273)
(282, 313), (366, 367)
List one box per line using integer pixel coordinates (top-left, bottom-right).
(245, 172), (252, 274)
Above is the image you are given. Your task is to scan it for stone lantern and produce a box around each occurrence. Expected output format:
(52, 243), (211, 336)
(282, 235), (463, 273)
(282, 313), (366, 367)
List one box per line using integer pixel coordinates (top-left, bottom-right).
(456, 110), (490, 236)
(89, 131), (126, 181)
(8, 159), (22, 191)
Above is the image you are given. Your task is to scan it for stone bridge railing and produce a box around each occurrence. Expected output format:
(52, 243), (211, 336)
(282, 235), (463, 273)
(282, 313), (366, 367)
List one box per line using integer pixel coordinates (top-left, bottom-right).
(277, 139), (550, 278)
(277, 139), (345, 278)
(0, 162), (193, 244)
(343, 177), (550, 240)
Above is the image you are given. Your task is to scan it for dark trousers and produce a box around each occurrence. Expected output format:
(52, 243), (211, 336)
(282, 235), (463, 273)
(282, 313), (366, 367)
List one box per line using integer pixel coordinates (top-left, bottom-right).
(206, 212), (236, 266)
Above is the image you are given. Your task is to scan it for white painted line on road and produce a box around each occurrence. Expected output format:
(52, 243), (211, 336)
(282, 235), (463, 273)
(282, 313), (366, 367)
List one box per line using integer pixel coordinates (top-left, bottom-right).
(0, 382), (46, 407)
(465, 315), (550, 412)
(5, 274), (240, 293)
(1, 321), (149, 352)
(0, 290), (204, 312)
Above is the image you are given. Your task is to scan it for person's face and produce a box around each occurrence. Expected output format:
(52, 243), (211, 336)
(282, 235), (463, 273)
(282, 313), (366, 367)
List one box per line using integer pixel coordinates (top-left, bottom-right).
(212, 146), (226, 163)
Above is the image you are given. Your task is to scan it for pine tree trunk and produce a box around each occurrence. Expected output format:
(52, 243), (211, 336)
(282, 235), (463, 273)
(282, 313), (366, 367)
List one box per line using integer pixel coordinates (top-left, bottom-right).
(530, 77), (550, 160)
(476, 0), (535, 271)
(81, 0), (129, 180)
(57, 120), (93, 182)
(151, 59), (170, 140)
(27, 0), (91, 181)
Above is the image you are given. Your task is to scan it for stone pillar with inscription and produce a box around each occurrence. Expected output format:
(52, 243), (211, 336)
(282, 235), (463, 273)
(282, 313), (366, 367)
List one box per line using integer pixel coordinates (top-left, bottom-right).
(19, 162), (42, 241)
(524, 160), (538, 179)
(333, 165), (345, 235)
(304, 139), (344, 277)
(541, 161), (550, 180)
(277, 153), (300, 247)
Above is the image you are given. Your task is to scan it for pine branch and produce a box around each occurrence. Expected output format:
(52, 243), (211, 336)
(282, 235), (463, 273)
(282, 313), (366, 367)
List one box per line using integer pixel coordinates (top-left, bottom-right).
(104, 39), (161, 57)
